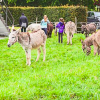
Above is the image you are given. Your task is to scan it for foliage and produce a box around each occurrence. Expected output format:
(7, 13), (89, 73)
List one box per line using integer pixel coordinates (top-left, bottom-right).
(0, 30), (100, 99)
(94, 0), (100, 6)
(4, 6), (87, 25)
(3, 0), (95, 10)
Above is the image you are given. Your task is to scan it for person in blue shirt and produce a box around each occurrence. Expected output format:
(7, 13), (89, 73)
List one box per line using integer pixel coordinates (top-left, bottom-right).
(41, 15), (50, 35)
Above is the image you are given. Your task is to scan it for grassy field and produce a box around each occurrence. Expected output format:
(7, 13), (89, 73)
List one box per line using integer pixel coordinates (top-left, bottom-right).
(0, 31), (100, 100)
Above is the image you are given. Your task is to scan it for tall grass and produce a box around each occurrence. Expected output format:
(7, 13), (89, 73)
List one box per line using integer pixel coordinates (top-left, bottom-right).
(0, 31), (100, 100)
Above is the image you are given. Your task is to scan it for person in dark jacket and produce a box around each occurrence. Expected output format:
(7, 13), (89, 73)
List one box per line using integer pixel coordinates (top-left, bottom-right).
(19, 13), (28, 32)
(56, 18), (65, 43)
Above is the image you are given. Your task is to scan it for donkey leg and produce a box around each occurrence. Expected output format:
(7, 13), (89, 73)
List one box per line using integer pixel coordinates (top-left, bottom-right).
(28, 49), (31, 65)
(25, 50), (28, 65)
(54, 29), (57, 36)
(85, 32), (88, 37)
(67, 33), (69, 45)
(42, 45), (46, 61)
(50, 32), (52, 38)
(93, 40), (98, 56)
(36, 48), (41, 62)
(70, 35), (72, 45)
(97, 47), (100, 55)
(94, 46), (98, 56)
(87, 33), (89, 37)
(85, 33), (87, 37)
(25, 49), (31, 65)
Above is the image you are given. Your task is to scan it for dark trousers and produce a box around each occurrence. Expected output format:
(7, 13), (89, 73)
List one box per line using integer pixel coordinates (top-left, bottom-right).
(21, 27), (26, 32)
(58, 32), (63, 43)
(42, 28), (47, 35)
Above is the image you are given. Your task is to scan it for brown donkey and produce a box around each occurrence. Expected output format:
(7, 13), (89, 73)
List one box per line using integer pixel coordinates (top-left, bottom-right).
(81, 23), (96, 38)
(81, 33), (95, 55)
(81, 30), (100, 55)
(93, 30), (100, 55)
(65, 21), (76, 45)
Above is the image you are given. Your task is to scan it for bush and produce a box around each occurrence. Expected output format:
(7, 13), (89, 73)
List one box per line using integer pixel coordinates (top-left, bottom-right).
(2, 6), (87, 25)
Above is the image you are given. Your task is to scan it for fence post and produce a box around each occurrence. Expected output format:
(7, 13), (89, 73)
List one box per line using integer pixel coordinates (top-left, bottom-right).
(75, 17), (77, 33)
(36, 17), (37, 24)
(0, 0), (2, 6)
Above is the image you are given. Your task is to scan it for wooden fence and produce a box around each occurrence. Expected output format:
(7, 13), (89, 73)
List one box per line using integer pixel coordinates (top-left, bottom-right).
(14, 17), (100, 33)
(75, 17), (100, 33)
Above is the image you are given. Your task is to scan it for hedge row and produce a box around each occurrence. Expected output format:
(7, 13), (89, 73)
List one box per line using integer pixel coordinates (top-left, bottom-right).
(1, 6), (87, 25)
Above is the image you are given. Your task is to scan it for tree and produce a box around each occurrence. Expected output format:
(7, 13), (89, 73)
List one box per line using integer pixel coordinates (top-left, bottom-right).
(94, 0), (100, 11)
(94, 0), (100, 6)
(68, 0), (95, 10)
(3, 0), (95, 10)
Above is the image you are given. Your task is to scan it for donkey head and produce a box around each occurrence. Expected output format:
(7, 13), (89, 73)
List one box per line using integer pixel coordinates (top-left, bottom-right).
(81, 25), (87, 34)
(81, 39), (91, 55)
(7, 26), (21, 47)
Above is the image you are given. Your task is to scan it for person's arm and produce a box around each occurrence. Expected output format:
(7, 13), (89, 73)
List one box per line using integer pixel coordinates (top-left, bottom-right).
(63, 25), (65, 29)
(19, 17), (21, 27)
(47, 19), (50, 24)
(26, 17), (28, 27)
(56, 23), (60, 28)
(41, 19), (43, 25)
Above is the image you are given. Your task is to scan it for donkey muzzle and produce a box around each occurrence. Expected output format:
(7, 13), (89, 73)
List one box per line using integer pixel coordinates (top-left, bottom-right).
(81, 31), (84, 34)
(7, 43), (11, 47)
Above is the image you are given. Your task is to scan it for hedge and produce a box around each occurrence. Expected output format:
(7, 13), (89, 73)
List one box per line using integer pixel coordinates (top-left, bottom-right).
(1, 6), (87, 25)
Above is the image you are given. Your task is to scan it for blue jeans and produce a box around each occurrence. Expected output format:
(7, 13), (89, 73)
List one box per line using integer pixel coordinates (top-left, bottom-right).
(42, 28), (47, 35)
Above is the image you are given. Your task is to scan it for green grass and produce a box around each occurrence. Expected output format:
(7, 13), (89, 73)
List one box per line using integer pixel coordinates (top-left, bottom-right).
(0, 31), (100, 100)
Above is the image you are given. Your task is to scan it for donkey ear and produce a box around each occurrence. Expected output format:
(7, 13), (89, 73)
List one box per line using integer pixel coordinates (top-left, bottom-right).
(16, 28), (21, 34)
(11, 25), (14, 32)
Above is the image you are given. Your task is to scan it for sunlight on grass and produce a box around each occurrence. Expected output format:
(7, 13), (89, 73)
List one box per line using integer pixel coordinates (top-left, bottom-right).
(0, 31), (100, 99)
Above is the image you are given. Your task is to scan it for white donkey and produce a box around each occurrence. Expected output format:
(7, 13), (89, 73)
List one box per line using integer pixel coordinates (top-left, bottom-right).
(26, 23), (41, 32)
(54, 22), (59, 36)
(65, 21), (76, 45)
(7, 26), (47, 65)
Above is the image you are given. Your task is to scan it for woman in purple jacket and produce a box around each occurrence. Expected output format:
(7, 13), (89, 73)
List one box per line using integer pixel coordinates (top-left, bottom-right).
(56, 18), (65, 43)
